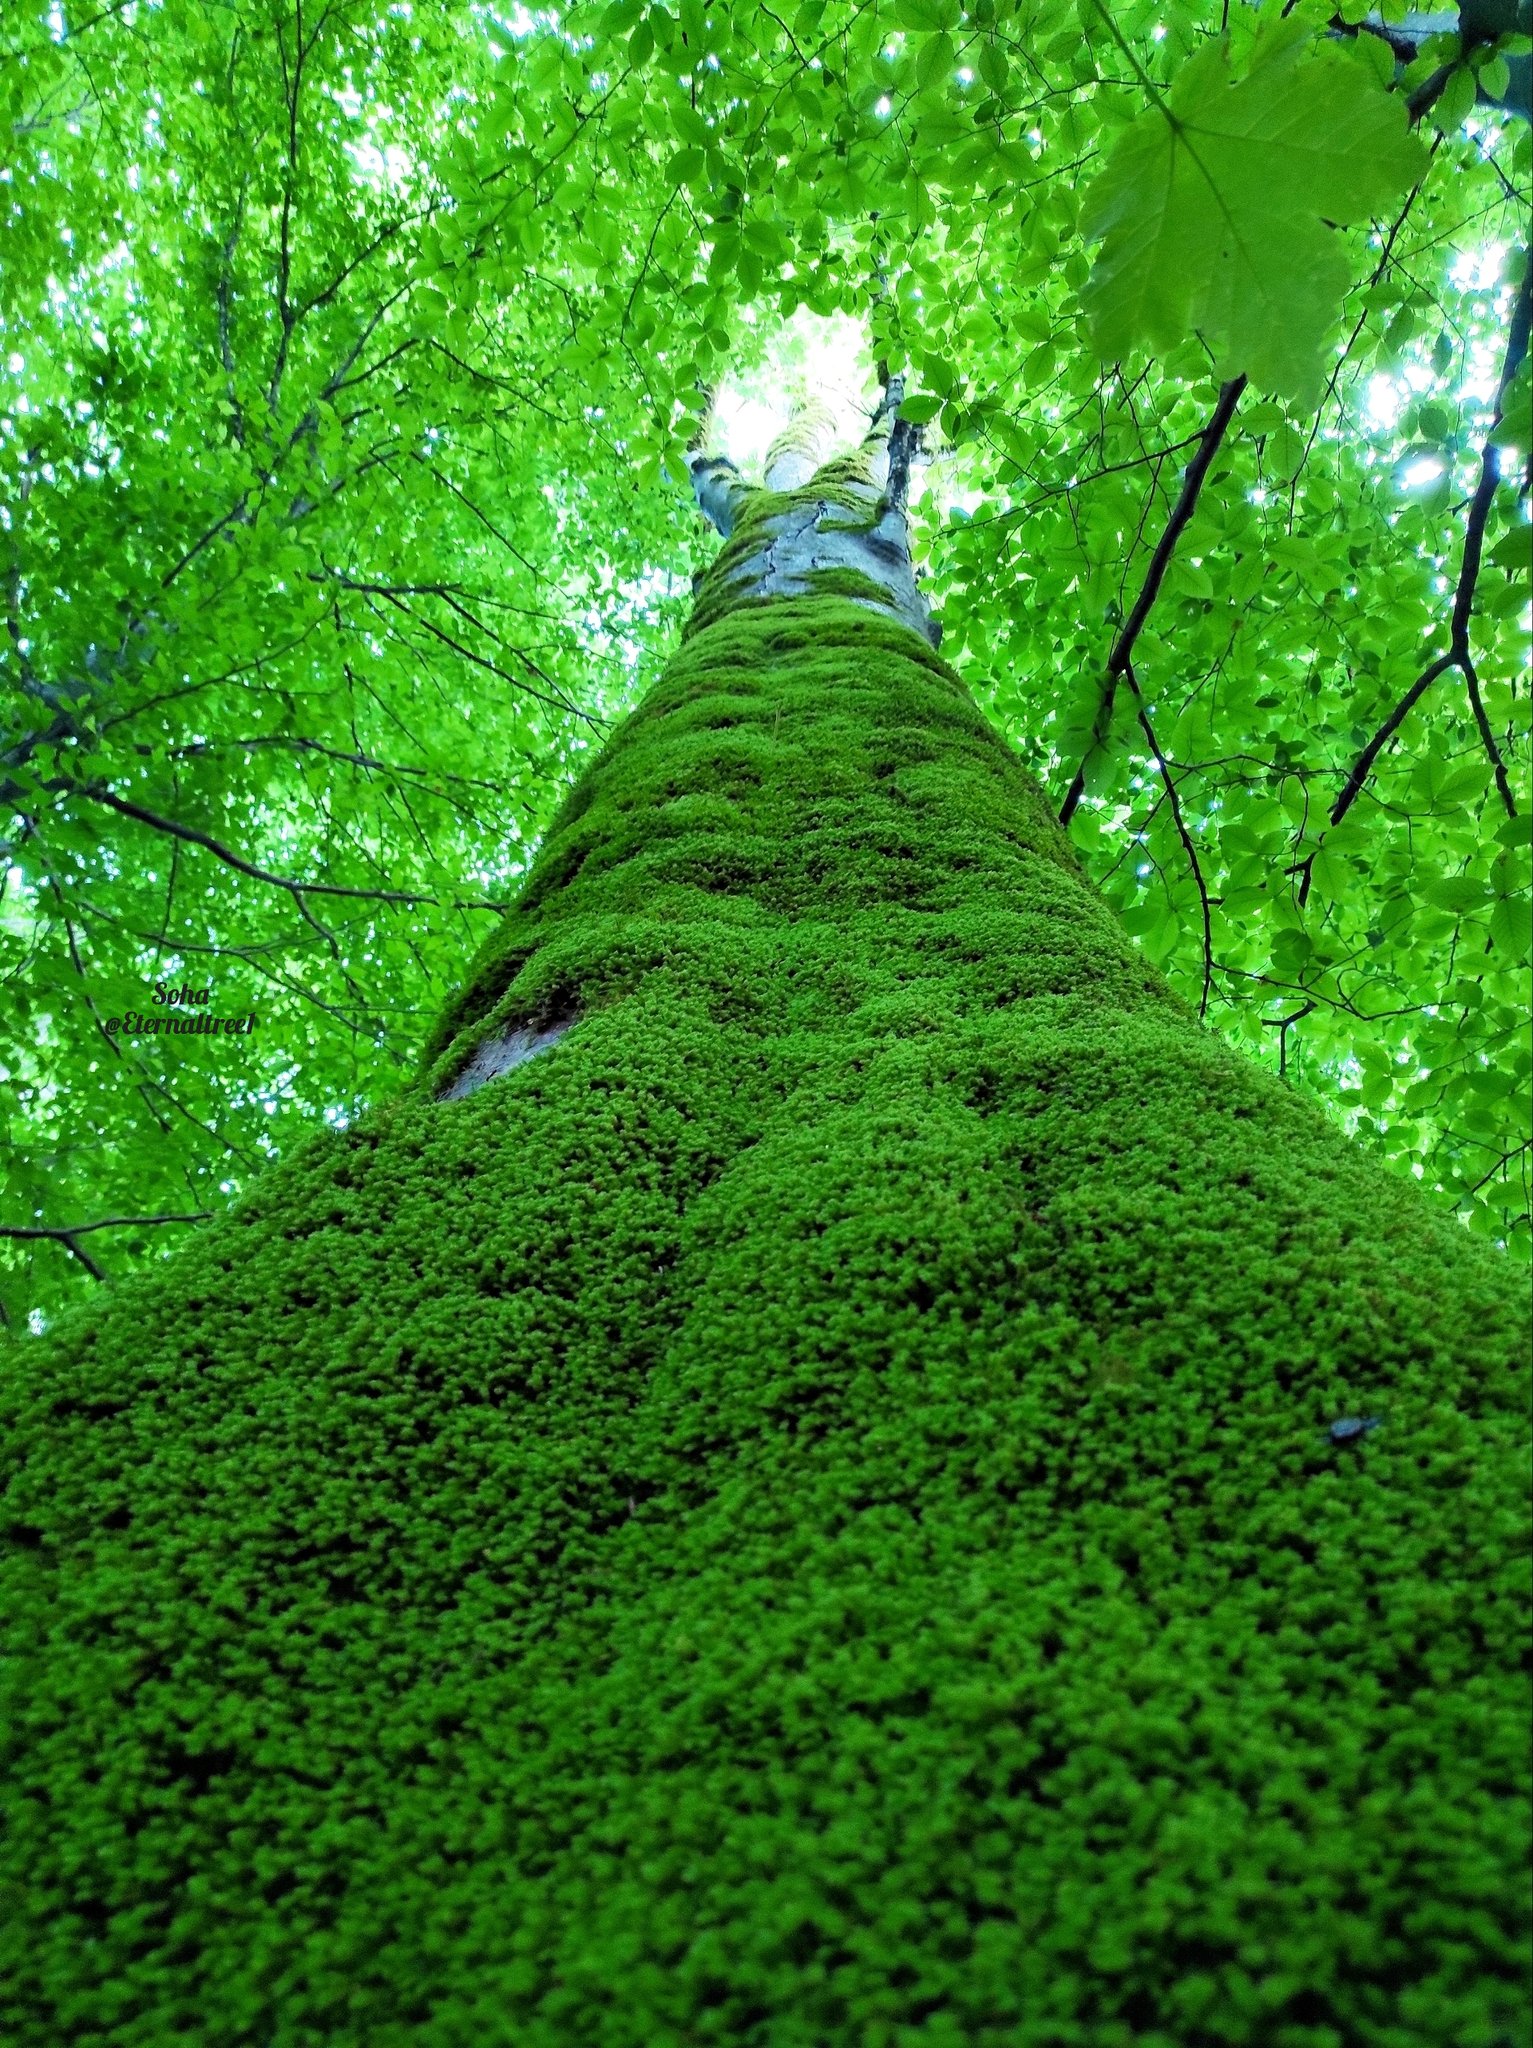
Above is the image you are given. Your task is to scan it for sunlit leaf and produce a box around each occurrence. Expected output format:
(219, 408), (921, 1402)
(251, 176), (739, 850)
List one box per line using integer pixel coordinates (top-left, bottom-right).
(1080, 19), (1427, 400)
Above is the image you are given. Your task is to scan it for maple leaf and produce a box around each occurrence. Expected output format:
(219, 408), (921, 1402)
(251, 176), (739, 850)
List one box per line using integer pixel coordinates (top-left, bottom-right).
(1081, 20), (1428, 403)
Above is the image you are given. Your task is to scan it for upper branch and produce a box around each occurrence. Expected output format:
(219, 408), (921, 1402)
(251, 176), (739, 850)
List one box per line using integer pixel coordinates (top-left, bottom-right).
(862, 371), (922, 512)
(1331, 267), (1530, 831)
(689, 453), (751, 537)
(72, 784), (494, 908)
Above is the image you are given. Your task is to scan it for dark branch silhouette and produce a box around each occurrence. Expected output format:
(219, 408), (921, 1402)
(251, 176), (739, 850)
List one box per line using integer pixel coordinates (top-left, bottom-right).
(1059, 375), (1247, 828)
(1330, 267), (1530, 838)
(1, 1212), (214, 1241)
(73, 785), (508, 912)
(0, 1212), (216, 1287)
(1125, 662), (1215, 1018)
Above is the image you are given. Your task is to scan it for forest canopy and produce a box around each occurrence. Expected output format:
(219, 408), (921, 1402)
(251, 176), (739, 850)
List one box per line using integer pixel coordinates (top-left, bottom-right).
(2, 0), (1530, 1329)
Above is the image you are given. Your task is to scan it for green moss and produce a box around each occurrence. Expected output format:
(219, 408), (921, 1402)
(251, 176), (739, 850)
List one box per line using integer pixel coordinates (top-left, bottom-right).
(802, 565), (898, 606)
(2, 586), (1529, 2048)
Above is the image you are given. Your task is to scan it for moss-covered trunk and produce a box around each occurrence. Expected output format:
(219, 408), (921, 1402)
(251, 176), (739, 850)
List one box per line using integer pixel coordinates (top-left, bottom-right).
(2, 478), (1528, 2047)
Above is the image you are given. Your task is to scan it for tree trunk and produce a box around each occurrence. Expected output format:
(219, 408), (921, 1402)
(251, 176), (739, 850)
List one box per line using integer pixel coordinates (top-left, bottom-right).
(1, 438), (1527, 2047)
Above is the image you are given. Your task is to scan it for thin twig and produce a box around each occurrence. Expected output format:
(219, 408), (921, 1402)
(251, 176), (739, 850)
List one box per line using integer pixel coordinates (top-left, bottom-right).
(0, 1212), (214, 1241)
(73, 785), (507, 910)
(1467, 1141), (1532, 1197)
(1259, 999), (1316, 1077)
(1125, 662), (1214, 1017)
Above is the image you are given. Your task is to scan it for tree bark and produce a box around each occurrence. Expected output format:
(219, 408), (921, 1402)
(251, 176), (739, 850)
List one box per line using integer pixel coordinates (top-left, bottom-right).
(685, 386), (938, 648)
(1, 458), (1527, 2045)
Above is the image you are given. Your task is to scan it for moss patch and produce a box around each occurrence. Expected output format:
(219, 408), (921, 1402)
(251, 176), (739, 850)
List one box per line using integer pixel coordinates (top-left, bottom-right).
(2, 590), (1529, 2048)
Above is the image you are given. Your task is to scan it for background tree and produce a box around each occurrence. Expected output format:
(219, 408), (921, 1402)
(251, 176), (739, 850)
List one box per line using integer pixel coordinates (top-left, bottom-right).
(2, 2), (1528, 1328)
(1, 0), (699, 1312)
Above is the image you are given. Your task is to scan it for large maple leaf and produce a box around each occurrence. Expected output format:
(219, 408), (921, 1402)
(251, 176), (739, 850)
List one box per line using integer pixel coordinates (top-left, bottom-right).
(1081, 19), (1429, 402)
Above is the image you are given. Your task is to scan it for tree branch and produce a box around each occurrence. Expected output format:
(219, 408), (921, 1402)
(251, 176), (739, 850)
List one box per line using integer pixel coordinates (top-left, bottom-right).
(867, 374), (923, 514)
(1059, 374), (1248, 826)
(1332, 267), (1530, 831)
(215, 180), (249, 446)
(10, 1229), (107, 1281)
(268, 0), (308, 408)
(356, 586), (600, 728)
(1326, 653), (1458, 834)
(73, 784), (499, 908)
(689, 453), (750, 536)
(1, 1212), (213, 1241)
(1258, 999), (1316, 1078)
(1126, 662), (1215, 1017)
(168, 732), (517, 797)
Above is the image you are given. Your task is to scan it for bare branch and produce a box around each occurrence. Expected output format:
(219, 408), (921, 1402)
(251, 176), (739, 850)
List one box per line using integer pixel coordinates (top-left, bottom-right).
(1, 1212), (213, 1241)
(686, 382), (719, 454)
(357, 586), (601, 729)
(72, 783), (504, 909)
(1258, 999), (1317, 1078)
(689, 454), (750, 537)
(168, 732), (518, 797)
(1326, 654), (1458, 832)
(968, 433), (1208, 532)
(1332, 268), (1530, 830)
(1059, 374), (1247, 827)
(1126, 662), (1214, 1018)
(215, 180), (249, 445)
(23, 1231), (106, 1281)
(268, 0), (308, 408)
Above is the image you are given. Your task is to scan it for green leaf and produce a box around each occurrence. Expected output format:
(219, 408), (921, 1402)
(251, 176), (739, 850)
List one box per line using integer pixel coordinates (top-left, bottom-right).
(1431, 62), (1477, 132)
(1308, 843), (1352, 897)
(1489, 895), (1531, 959)
(916, 32), (955, 90)
(1494, 365), (1532, 456)
(1425, 875), (1493, 914)
(1478, 53), (1511, 100)
(1080, 21), (1428, 401)
(977, 40), (1009, 93)
(1415, 401), (1450, 440)
(898, 392), (944, 425)
(1271, 926), (1313, 971)
(666, 146), (705, 185)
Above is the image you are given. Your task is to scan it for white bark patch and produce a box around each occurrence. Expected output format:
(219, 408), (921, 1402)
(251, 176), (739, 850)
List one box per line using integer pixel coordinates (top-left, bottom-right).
(723, 497), (939, 645)
(438, 1019), (572, 1101)
(689, 456), (749, 538)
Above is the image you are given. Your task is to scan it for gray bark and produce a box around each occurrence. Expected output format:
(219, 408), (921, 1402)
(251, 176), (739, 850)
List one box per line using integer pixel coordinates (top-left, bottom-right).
(689, 379), (939, 646)
(687, 456), (750, 540)
(438, 1018), (571, 1100)
(708, 493), (939, 647)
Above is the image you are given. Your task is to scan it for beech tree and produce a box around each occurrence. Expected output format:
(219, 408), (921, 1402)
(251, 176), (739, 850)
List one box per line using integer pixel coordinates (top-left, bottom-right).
(1, 1), (1530, 2042)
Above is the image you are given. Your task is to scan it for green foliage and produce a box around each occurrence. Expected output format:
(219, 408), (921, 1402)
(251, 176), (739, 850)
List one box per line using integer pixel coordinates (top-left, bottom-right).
(0, 0), (703, 1329)
(1079, 13), (1429, 401)
(3, 0), (1530, 1327)
(3, 580), (1526, 2044)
